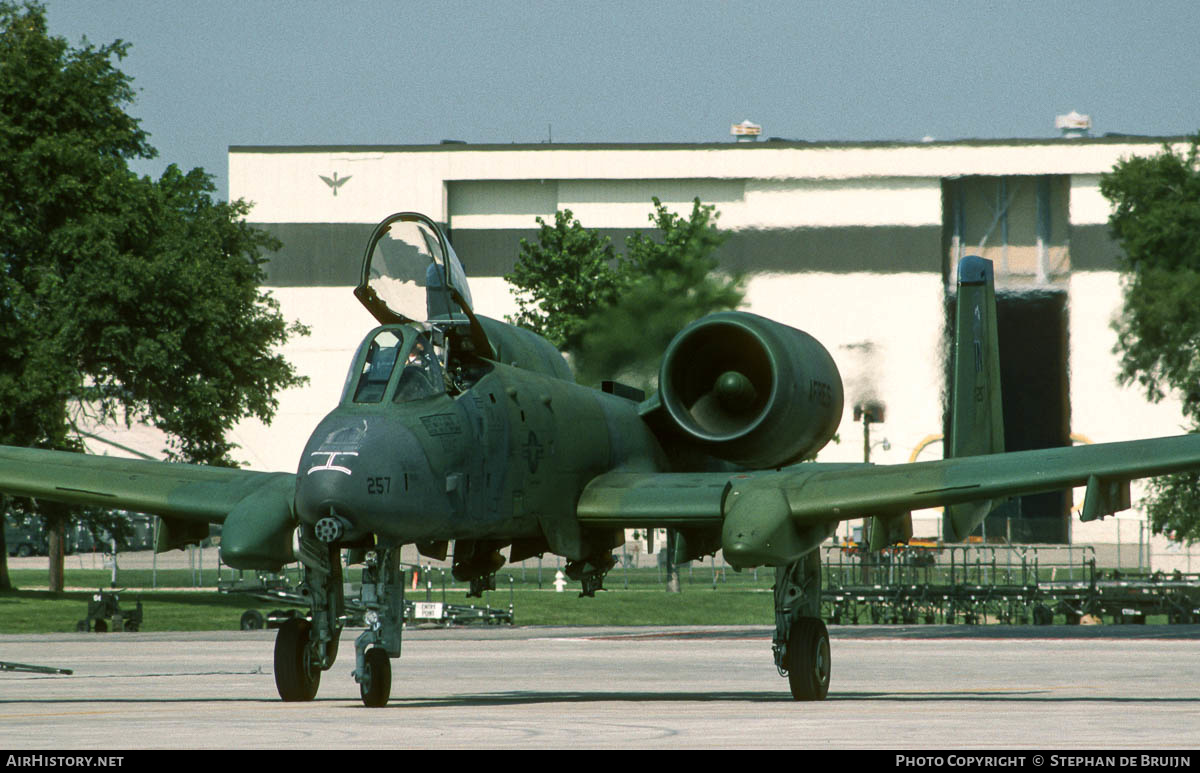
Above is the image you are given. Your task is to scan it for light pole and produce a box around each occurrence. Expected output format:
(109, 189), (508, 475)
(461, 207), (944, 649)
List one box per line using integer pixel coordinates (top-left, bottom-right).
(854, 402), (886, 583)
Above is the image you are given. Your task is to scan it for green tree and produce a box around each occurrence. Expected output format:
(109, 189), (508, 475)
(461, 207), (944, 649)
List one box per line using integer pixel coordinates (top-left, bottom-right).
(507, 197), (742, 593)
(507, 197), (744, 389)
(575, 197), (743, 387)
(0, 2), (307, 589)
(506, 209), (626, 352)
(1100, 133), (1200, 543)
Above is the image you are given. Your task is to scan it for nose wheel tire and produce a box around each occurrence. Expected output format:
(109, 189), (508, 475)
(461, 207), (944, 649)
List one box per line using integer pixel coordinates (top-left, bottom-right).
(787, 618), (831, 701)
(359, 647), (392, 708)
(274, 618), (321, 701)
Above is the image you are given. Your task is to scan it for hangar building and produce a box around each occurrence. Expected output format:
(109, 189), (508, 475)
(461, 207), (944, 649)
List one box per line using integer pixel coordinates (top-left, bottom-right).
(223, 134), (1195, 566)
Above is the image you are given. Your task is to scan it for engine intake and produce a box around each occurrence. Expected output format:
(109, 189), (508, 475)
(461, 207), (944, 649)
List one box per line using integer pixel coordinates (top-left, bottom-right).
(658, 311), (843, 468)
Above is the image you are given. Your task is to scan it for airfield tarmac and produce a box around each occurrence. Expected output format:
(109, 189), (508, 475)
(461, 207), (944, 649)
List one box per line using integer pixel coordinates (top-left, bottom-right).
(1, 624), (1198, 750)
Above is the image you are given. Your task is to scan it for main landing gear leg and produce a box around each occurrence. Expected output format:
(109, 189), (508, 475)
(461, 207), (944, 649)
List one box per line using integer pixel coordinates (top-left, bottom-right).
(275, 533), (344, 701)
(773, 551), (831, 701)
(353, 546), (404, 707)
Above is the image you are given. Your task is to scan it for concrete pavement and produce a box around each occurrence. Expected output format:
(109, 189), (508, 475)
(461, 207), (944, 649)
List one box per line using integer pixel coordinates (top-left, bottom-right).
(1, 625), (1198, 749)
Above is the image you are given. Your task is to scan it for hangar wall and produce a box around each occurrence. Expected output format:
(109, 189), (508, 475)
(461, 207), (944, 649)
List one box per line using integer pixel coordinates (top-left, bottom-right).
(223, 137), (1194, 561)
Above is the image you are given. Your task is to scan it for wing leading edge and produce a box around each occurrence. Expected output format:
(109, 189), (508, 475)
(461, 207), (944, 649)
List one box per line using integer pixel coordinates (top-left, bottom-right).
(0, 445), (292, 522)
(7, 432), (1200, 570)
(0, 446), (298, 568)
(577, 433), (1200, 567)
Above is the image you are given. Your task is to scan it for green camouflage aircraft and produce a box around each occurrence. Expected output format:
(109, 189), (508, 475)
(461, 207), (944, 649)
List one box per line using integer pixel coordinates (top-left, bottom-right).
(3, 211), (1200, 706)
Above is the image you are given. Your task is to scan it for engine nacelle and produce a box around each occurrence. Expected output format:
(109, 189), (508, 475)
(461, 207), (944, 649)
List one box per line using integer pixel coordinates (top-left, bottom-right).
(657, 311), (843, 468)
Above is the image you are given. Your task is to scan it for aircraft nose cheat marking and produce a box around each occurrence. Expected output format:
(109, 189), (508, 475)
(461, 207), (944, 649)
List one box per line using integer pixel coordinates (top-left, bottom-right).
(307, 451), (359, 476)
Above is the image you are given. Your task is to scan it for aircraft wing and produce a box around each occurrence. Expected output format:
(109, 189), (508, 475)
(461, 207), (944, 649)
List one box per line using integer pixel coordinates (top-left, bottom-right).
(0, 445), (294, 523)
(577, 471), (731, 526)
(578, 434), (1200, 563)
(779, 434), (1200, 516)
(0, 445), (302, 567)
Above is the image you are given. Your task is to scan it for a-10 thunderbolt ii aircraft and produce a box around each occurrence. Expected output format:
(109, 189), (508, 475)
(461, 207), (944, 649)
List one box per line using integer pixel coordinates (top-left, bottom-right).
(4, 211), (1200, 707)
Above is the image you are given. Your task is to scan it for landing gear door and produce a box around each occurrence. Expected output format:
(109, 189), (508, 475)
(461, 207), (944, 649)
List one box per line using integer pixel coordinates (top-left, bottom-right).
(354, 212), (475, 327)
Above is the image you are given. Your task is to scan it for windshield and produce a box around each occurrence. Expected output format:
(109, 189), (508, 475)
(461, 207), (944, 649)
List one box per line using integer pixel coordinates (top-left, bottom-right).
(352, 330), (403, 403)
(345, 327), (446, 404)
(393, 334), (445, 402)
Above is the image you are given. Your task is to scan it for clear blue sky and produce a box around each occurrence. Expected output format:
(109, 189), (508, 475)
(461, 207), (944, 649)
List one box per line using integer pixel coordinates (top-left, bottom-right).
(44, 0), (1200, 200)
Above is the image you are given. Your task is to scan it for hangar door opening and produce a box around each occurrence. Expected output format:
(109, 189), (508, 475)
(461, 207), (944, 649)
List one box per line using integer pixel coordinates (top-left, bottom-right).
(941, 175), (1072, 544)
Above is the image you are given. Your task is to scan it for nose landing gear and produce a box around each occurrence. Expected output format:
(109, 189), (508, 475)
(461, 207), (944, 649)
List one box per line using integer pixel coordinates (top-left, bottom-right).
(352, 546), (404, 707)
(358, 647), (392, 708)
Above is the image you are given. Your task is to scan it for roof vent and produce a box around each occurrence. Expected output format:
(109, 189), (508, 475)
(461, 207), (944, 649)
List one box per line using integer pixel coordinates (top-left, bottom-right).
(731, 119), (762, 142)
(1055, 111), (1092, 138)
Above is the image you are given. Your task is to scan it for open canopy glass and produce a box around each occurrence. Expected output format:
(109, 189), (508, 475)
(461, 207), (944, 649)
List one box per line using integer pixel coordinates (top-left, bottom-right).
(354, 212), (474, 326)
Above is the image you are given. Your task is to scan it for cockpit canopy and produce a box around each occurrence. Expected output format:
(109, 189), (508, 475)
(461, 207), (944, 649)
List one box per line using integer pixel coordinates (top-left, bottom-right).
(354, 212), (474, 327)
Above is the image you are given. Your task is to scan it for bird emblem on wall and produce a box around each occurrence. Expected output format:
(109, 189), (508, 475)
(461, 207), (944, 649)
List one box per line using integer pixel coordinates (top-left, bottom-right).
(319, 171), (352, 196)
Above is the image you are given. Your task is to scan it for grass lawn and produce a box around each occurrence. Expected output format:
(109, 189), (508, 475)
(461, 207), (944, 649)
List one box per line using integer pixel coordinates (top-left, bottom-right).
(0, 580), (775, 634)
(0, 589), (257, 633)
(3, 563), (1182, 633)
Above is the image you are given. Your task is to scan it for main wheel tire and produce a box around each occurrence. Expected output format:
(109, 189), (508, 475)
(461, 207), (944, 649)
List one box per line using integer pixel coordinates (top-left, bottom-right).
(240, 610), (265, 630)
(274, 618), (321, 701)
(787, 617), (831, 701)
(359, 647), (392, 708)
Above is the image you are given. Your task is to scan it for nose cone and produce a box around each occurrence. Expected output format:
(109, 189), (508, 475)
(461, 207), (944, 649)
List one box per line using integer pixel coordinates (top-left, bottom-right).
(296, 445), (367, 538)
(295, 415), (389, 541)
(294, 411), (445, 543)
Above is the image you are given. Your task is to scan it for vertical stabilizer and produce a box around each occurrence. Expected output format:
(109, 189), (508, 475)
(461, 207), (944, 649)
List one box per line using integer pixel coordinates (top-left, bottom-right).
(945, 256), (1005, 541)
